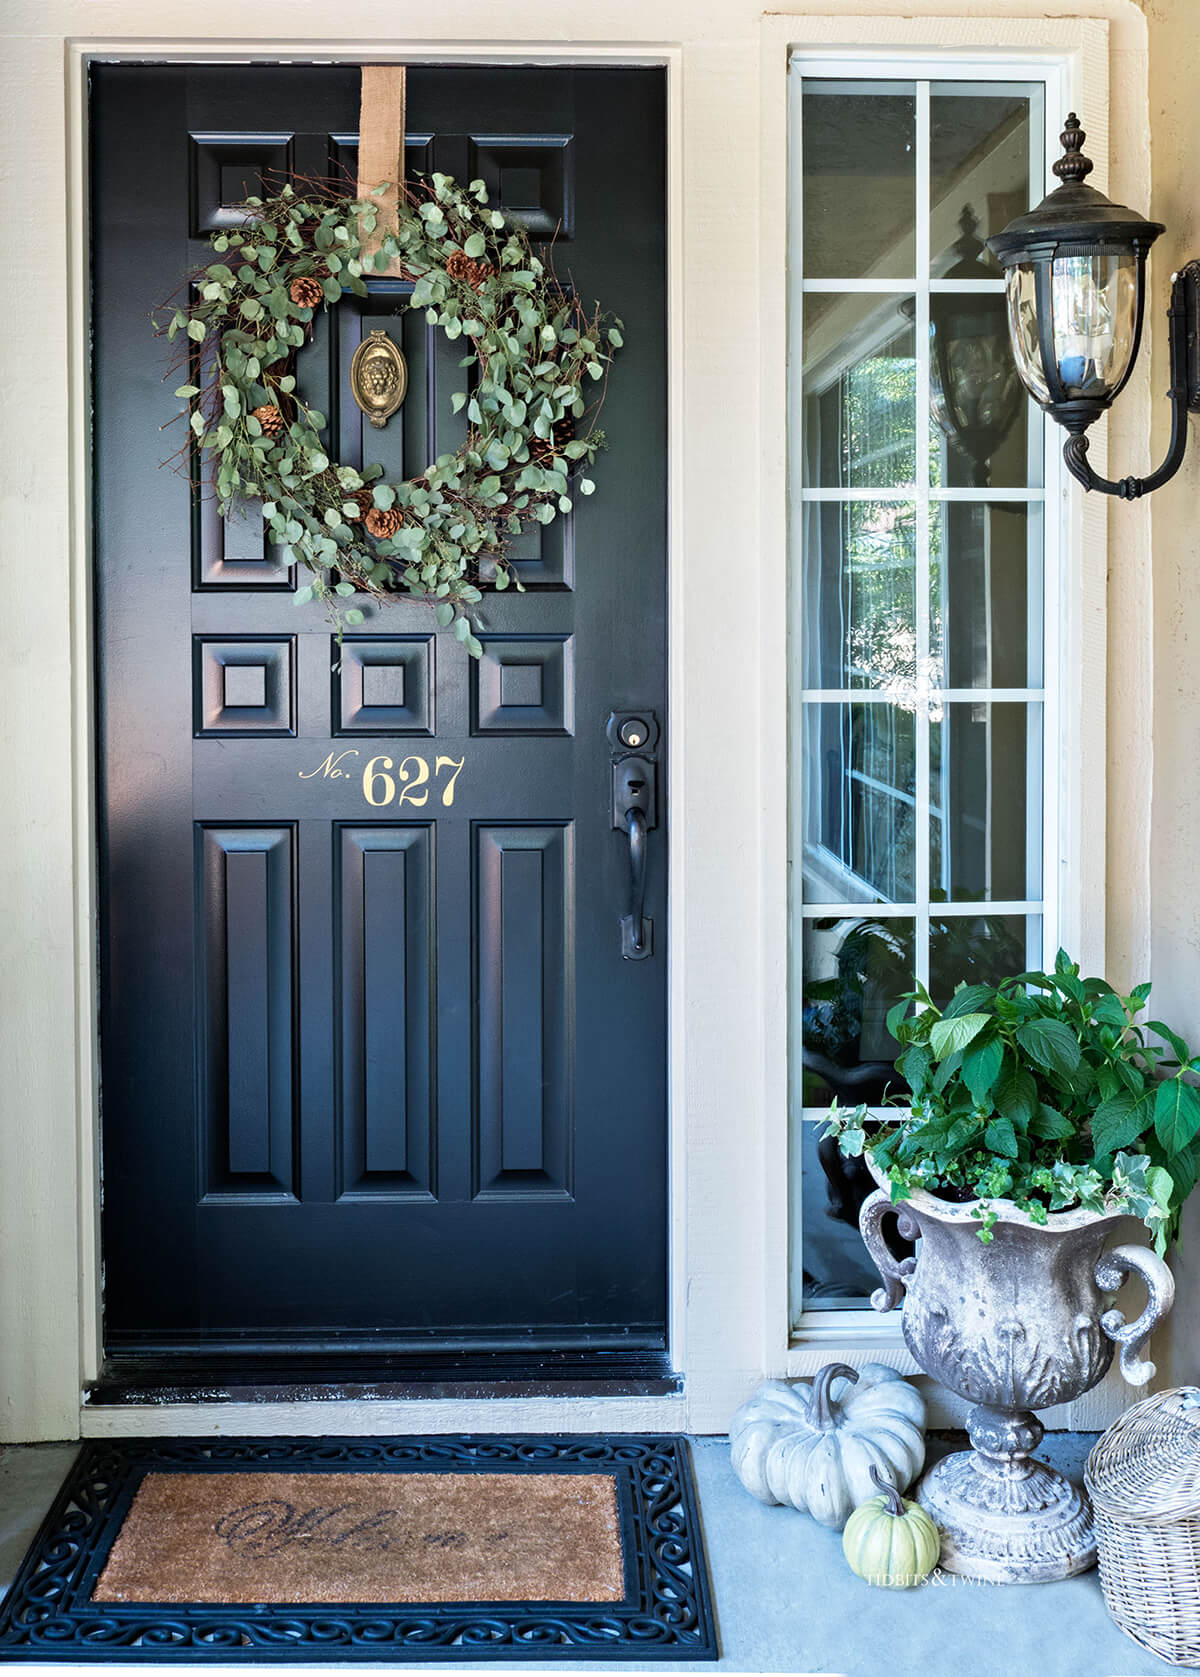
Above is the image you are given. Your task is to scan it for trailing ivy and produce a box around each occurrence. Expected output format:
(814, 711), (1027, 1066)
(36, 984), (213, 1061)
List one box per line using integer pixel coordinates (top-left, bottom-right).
(823, 949), (1200, 1251)
(157, 175), (622, 651)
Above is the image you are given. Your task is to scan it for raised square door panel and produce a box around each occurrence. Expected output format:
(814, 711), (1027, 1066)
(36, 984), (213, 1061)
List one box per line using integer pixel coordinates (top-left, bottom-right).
(188, 132), (295, 234)
(472, 635), (574, 736)
(467, 135), (574, 237)
(193, 494), (293, 591)
(334, 637), (435, 736)
(193, 636), (295, 736)
(328, 133), (436, 191)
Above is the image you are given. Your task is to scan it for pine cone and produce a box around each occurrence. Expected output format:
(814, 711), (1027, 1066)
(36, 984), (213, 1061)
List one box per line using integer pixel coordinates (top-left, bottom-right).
(364, 505), (403, 539)
(467, 259), (495, 290)
(446, 250), (474, 281)
(252, 404), (285, 439)
(530, 415), (576, 462)
(343, 488), (377, 521)
(289, 274), (325, 309)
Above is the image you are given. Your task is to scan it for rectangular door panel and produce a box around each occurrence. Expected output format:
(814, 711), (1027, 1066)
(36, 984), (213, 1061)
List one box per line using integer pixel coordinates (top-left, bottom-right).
(336, 824), (436, 1200)
(473, 823), (572, 1198)
(196, 825), (297, 1200)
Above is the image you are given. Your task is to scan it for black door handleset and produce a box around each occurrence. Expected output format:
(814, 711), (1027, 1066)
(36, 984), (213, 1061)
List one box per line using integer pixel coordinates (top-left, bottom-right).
(607, 711), (659, 960)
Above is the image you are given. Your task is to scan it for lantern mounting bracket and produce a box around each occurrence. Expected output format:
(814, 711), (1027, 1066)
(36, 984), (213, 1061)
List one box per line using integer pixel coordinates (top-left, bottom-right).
(1061, 260), (1200, 499)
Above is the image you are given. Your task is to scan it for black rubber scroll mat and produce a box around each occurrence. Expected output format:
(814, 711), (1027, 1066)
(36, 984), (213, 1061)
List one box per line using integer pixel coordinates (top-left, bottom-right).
(0, 1434), (717, 1661)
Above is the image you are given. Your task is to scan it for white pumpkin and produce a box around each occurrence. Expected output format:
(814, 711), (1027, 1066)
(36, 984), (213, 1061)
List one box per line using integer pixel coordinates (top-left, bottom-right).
(729, 1361), (926, 1530)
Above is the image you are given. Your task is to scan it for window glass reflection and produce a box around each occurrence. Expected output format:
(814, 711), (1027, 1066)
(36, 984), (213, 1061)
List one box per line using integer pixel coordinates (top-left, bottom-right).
(930, 503), (1043, 688)
(928, 915), (1043, 1006)
(803, 706), (916, 903)
(803, 297), (916, 488)
(926, 217), (1031, 490)
(802, 82), (917, 280)
(799, 1121), (910, 1310)
(930, 702), (1043, 903)
(800, 917), (915, 1105)
(930, 88), (1036, 268)
(802, 500), (917, 691)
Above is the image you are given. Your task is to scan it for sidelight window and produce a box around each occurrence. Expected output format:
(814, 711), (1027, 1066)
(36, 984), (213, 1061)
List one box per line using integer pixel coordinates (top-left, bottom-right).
(789, 68), (1062, 1327)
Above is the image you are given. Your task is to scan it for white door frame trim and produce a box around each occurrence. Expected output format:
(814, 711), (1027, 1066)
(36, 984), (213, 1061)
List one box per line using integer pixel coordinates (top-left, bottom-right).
(67, 38), (693, 1438)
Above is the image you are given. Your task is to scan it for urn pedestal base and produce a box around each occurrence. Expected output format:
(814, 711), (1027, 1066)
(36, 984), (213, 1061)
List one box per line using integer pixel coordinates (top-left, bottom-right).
(917, 1405), (1096, 1583)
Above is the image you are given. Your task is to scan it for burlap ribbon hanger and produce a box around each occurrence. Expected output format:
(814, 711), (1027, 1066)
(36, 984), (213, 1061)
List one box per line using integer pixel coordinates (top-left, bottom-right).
(356, 65), (407, 276)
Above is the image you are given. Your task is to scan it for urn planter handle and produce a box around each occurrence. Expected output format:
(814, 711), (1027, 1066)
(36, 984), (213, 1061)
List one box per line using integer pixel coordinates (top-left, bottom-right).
(1094, 1242), (1176, 1386)
(859, 1189), (919, 1312)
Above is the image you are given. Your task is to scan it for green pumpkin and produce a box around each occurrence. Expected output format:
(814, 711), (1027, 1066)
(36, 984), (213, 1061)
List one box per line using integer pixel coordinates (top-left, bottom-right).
(843, 1466), (940, 1589)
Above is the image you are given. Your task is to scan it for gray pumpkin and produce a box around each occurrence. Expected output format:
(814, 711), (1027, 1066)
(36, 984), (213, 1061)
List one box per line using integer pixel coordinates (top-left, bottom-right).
(729, 1362), (926, 1529)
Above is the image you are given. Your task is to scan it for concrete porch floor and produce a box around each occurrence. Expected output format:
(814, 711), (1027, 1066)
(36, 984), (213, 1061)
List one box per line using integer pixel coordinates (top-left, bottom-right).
(0, 1434), (1178, 1676)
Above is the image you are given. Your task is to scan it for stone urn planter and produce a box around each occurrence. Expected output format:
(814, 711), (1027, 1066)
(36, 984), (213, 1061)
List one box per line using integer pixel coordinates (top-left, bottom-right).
(859, 1167), (1176, 1582)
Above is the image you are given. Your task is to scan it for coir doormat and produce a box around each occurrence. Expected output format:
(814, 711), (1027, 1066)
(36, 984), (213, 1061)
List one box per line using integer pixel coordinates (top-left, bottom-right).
(0, 1435), (716, 1662)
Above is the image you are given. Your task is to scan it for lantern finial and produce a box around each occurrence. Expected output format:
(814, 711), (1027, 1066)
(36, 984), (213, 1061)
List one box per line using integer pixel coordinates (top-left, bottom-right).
(953, 204), (983, 263)
(1052, 114), (1094, 184)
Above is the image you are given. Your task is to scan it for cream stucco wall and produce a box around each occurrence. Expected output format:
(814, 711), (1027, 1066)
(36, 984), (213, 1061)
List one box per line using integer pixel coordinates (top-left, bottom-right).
(0, 0), (1193, 1440)
(1140, 0), (1200, 1389)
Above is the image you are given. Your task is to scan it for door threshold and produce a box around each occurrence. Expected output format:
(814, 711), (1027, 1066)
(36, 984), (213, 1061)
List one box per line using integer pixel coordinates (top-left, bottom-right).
(87, 1350), (680, 1407)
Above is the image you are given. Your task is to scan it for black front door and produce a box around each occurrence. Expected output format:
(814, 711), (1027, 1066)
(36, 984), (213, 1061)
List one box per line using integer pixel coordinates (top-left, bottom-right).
(91, 63), (667, 1369)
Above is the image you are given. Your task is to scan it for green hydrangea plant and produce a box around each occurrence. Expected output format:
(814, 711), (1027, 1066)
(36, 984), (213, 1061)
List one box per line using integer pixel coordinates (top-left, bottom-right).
(822, 949), (1200, 1251)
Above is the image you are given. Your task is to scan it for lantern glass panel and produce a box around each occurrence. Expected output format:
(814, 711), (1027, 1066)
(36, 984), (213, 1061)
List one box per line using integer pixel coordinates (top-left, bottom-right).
(1006, 250), (1139, 404)
(1007, 263), (1051, 401)
(1048, 250), (1137, 398)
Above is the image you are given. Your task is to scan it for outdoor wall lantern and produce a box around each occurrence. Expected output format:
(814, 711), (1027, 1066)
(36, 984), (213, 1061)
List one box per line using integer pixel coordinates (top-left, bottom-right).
(987, 113), (1200, 499)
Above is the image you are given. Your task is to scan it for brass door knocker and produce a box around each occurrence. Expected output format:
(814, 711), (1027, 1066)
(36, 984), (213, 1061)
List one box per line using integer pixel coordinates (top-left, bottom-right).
(349, 329), (408, 428)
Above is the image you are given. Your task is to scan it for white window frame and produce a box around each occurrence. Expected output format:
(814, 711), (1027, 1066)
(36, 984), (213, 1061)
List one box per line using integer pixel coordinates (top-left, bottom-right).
(793, 61), (1061, 1330)
(758, 17), (1112, 1395)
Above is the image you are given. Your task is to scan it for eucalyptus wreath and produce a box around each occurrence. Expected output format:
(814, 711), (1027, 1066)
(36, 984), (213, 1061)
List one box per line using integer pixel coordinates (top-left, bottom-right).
(159, 174), (623, 653)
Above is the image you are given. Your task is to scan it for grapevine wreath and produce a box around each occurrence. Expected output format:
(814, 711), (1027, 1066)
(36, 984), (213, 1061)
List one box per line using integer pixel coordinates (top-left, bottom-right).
(160, 174), (623, 655)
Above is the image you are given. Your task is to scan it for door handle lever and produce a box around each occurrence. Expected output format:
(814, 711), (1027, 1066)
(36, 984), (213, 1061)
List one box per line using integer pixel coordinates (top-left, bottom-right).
(609, 712), (659, 961)
(622, 806), (650, 959)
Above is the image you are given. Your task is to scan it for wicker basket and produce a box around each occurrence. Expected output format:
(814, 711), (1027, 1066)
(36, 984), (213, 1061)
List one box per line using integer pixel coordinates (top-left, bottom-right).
(1085, 1387), (1200, 1667)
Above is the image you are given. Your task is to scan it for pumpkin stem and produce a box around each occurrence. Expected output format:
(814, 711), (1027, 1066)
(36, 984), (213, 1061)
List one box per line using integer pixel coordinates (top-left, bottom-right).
(810, 1361), (859, 1430)
(869, 1462), (907, 1518)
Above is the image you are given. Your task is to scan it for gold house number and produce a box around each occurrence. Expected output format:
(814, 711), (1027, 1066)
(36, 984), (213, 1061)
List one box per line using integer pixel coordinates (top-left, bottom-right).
(298, 749), (466, 808)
